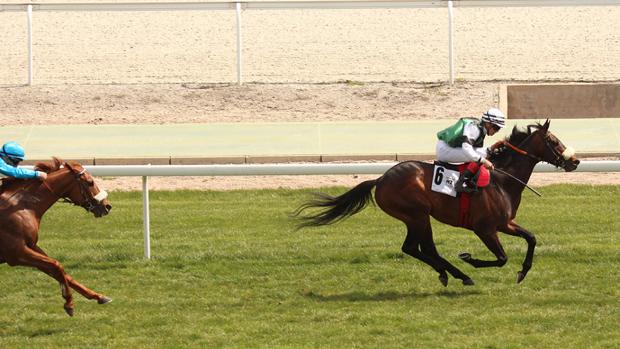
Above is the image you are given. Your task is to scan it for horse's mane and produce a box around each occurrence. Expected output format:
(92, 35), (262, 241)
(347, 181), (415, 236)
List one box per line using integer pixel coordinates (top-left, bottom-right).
(0, 157), (66, 190)
(34, 157), (65, 174)
(488, 123), (544, 168)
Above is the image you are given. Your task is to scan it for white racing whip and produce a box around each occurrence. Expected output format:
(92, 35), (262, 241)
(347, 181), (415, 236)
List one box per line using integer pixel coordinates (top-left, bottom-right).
(493, 168), (542, 197)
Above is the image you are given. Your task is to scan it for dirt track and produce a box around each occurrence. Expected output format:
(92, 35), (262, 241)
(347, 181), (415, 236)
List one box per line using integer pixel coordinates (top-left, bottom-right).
(2, 5), (619, 84)
(0, 81), (497, 125)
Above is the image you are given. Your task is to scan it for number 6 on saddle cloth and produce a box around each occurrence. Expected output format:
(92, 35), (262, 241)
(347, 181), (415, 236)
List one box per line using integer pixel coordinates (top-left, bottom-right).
(431, 161), (490, 197)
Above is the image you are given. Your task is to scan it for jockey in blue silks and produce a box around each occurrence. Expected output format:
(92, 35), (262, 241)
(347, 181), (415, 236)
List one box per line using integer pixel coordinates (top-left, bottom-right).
(0, 141), (47, 180)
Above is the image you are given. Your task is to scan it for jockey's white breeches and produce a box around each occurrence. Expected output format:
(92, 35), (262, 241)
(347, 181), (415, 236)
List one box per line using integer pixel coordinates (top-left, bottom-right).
(436, 140), (487, 163)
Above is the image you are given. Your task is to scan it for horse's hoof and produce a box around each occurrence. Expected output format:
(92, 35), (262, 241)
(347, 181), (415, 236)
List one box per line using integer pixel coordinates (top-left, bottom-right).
(517, 271), (527, 284)
(98, 296), (113, 304)
(64, 307), (74, 317)
(438, 274), (448, 287)
(462, 278), (475, 286)
(458, 252), (472, 261)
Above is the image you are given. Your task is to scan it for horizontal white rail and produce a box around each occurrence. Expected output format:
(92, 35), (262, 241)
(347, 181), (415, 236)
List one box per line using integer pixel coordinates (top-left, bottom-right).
(32, 160), (616, 260)
(80, 160), (620, 177)
(452, 0), (620, 7)
(3, 0), (620, 12)
(0, 2), (233, 11)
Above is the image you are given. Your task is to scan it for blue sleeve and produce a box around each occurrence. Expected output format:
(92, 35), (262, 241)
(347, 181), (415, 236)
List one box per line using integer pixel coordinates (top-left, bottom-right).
(0, 159), (39, 179)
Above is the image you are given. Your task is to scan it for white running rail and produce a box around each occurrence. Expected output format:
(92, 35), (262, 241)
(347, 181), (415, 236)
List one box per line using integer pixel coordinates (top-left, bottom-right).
(25, 160), (619, 258)
(70, 160), (620, 258)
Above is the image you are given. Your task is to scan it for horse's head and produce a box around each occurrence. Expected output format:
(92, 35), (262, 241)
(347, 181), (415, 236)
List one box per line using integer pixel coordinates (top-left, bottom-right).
(510, 120), (580, 172)
(63, 162), (112, 217)
(37, 159), (112, 217)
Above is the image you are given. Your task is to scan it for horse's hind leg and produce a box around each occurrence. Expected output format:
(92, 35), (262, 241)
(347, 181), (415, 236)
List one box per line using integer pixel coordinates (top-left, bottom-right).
(32, 245), (112, 304)
(401, 226), (448, 286)
(403, 216), (473, 286)
(418, 234), (474, 286)
(8, 246), (76, 316)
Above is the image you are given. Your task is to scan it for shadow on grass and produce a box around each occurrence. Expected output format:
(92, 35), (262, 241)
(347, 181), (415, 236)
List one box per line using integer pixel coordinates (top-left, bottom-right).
(27, 328), (67, 338)
(301, 288), (481, 302)
(0, 326), (68, 338)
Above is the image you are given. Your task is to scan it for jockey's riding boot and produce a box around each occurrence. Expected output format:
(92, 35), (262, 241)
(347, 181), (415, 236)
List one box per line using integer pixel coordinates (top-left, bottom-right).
(455, 169), (477, 193)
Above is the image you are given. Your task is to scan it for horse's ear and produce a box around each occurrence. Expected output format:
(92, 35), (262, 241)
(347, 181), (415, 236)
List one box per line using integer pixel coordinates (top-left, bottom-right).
(53, 157), (63, 169)
(542, 119), (551, 132)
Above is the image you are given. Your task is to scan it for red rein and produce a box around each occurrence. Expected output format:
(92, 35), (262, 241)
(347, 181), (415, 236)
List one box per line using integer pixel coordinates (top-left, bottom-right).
(501, 140), (529, 156)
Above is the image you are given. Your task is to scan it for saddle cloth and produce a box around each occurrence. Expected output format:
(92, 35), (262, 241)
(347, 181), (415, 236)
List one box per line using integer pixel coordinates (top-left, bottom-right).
(431, 161), (490, 197)
(431, 161), (491, 229)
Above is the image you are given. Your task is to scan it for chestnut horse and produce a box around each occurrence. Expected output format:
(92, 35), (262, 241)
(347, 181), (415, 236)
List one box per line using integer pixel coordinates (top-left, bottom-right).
(294, 120), (580, 286)
(0, 158), (112, 316)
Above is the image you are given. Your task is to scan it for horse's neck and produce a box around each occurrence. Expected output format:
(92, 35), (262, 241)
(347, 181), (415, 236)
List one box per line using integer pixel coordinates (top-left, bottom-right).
(31, 171), (72, 216)
(496, 155), (538, 200)
(503, 156), (537, 182)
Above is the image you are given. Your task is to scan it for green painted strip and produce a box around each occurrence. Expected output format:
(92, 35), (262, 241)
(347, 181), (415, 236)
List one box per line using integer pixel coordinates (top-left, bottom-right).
(0, 119), (617, 159)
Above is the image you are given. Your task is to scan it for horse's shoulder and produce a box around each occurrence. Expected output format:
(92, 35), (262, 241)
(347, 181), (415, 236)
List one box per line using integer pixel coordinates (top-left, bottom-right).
(0, 178), (41, 211)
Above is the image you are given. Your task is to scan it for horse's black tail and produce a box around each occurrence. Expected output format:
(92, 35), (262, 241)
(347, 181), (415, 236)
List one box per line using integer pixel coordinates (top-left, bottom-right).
(292, 179), (378, 228)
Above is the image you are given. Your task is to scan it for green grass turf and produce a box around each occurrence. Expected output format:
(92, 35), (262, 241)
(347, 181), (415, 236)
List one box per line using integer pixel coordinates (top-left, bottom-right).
(0, 185), (618, 348)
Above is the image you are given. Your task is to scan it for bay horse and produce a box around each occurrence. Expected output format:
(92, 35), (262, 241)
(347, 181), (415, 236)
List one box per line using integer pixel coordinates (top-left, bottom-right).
(294, 120), (580, 286)
(0, 158), (112, 316)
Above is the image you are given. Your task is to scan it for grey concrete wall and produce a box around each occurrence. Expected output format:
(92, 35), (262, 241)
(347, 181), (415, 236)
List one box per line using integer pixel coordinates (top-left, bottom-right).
(507, 84), (620, 119)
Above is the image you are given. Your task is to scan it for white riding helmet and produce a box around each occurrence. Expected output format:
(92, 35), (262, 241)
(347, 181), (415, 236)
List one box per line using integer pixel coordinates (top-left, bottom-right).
(481, 108), (506, 129)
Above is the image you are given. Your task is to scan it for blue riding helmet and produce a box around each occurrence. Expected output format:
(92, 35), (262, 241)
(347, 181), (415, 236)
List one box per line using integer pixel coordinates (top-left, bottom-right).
(1, 141), (26, 164)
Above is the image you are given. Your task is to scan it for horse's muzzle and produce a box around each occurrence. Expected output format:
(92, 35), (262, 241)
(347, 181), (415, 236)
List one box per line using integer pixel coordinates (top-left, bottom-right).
(563, 158), (580, 172)
(92, 201), (112, 218)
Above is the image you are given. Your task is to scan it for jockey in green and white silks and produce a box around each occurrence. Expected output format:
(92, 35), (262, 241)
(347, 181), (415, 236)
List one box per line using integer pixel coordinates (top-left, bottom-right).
(436, 108), (505, 192)
(0, 141), (47, 180)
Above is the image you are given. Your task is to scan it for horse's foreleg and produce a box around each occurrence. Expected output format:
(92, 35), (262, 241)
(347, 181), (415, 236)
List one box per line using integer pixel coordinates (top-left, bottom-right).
(499, 221), (537, 283)
(10, 247), (75, 316)
(459, 229), (508, 269)
(31, 245), (112, 304)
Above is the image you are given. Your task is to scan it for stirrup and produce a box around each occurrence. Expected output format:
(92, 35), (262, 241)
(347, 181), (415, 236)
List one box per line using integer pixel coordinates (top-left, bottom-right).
(455, 179), (477, 193)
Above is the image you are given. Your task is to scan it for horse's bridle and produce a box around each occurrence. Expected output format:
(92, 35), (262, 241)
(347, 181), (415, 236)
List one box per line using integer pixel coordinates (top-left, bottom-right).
(44, 165), (108, 213)
(72, 168), (109, 213)
(501, 131), (575, 169)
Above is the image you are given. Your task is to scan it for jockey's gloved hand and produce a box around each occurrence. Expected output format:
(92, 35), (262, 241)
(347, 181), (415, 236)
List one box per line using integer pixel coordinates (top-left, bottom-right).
(37, 172), (48, 181)
(490, 140), (505, 151)
(481, 158), (494, 170)
(487, 141), (505, 157)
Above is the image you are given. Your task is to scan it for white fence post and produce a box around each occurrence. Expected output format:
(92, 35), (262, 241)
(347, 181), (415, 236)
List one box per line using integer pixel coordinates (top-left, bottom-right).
(27, 4), (33, 85)
(142, 175), (151, 259)
(235, 2), (243, 85)
(448, 0), (454, 85)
